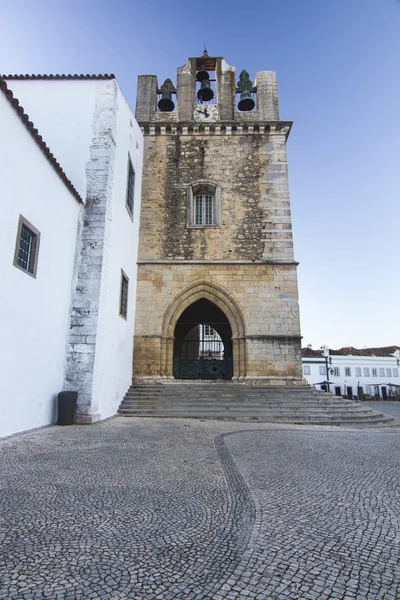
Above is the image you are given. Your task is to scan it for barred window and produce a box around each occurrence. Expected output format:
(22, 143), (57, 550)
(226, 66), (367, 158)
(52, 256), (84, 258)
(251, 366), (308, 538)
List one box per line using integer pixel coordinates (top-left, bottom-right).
(119, 270), (129, 319)
(187, 181), (221, 228)
(126, 158), (135, 218)
(195, 194), (214, 225)
(13, 215), (40, 277)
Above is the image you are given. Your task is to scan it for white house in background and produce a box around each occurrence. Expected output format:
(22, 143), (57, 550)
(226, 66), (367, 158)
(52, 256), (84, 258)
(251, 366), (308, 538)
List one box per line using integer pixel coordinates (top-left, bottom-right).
(0, 75), (143, 438)
(302, 345), (400, 399)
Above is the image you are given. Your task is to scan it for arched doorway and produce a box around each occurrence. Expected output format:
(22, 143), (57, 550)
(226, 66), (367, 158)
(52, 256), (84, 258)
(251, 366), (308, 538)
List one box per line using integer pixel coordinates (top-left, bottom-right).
(160, 281), (246, 379)
(173, 299), (233, 380)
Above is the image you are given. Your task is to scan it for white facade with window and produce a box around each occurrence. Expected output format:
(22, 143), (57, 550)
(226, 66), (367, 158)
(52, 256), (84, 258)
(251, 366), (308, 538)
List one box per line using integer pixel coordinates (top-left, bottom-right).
(302, 347), (400, 399)
(0, 76), (143, 438)
(0, 86), (82, 438)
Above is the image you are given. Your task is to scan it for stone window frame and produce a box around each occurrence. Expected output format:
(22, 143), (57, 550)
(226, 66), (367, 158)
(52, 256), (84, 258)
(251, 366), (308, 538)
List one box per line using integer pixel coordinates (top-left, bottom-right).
(187, 180), (221, 228)
(345, 367), (351, 377)
(363, 367), (370, 377)
(355, 367), (362, 377)
(371, 368), (378, 377)
(303, 365), (310, 375)
(13, 214), (41, 278)
(125, 155), (135, 221)
(333, 367), (340, 377)
(119, 269), (129, 320)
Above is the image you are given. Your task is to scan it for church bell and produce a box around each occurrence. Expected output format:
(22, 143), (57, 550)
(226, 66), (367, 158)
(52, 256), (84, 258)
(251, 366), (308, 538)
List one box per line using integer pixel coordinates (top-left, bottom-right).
(196, 65), (209, 82)
(197, 80), (214, 102)
(237, 90), (255, 112)
(158, 91), (175, 112)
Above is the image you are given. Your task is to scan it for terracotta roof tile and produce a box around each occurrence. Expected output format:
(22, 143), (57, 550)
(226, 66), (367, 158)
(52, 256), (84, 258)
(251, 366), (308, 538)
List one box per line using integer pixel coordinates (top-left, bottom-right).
(0, 78), (82, 203)
(2, 74), (115, 80)
(302, 346), (399, 357)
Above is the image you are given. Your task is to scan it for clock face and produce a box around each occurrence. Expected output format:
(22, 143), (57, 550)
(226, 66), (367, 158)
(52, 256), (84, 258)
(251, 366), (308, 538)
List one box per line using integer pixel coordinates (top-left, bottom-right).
(193, 104), (219, 123)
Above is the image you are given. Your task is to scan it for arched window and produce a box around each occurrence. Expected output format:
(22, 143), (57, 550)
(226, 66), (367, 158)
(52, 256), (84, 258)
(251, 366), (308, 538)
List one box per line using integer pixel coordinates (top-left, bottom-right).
(187, 181), (221, 228)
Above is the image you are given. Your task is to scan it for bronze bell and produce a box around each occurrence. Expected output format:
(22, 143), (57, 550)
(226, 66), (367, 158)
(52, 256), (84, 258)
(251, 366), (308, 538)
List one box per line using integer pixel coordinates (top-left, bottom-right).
(238, 90), (255, 111)
(196, 65), (209, 82)
(197, 80), (214, 102)
(158, 91), (175, 112)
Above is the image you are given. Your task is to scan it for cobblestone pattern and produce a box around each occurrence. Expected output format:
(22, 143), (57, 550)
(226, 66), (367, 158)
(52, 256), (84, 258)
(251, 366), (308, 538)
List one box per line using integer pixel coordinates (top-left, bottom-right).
(0, 420), (254, 599)
(226, 428), (400, 600)
(0, 419), (399, 599)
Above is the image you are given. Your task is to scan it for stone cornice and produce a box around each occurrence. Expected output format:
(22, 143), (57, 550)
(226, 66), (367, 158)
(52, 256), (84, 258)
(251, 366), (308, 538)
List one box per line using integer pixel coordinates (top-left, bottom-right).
(137, 259), (299, 266)
(139, 121), (292, 140)
(246, 335), (302, 341)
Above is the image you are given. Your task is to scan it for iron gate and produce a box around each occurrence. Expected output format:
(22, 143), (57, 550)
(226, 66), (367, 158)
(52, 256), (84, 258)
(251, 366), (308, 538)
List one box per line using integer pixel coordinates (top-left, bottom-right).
(173, 324), (233, 380)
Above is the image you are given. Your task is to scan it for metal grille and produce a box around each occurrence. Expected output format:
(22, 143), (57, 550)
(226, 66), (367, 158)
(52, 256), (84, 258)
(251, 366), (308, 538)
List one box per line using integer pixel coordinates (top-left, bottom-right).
(126, 160), (135, 215)
(195, 194), (214, 225)
(17, 224), (35, 272)
(181, 325), (224, 360)
(120, 274), (128, 318)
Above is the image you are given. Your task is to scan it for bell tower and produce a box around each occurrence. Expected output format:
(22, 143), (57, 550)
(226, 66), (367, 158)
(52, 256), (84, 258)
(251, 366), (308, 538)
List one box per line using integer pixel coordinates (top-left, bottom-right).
(132, 52), (303, 384)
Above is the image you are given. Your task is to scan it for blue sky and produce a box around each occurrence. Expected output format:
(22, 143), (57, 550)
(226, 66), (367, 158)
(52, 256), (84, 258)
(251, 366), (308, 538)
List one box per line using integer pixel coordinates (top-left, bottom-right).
(2, 0), (399, 349)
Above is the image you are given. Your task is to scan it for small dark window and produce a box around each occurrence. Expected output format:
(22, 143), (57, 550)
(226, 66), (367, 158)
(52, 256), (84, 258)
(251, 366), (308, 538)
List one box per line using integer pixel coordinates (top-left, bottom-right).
(119, 270), (129, 319)
(13, 215), (40, 277)
(126, 158), (135, 218)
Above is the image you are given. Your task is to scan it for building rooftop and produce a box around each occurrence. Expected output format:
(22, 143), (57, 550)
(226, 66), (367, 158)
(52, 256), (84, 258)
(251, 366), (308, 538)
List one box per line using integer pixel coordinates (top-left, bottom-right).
(0, 78), (82, 203)
(302, 346), (399, 357)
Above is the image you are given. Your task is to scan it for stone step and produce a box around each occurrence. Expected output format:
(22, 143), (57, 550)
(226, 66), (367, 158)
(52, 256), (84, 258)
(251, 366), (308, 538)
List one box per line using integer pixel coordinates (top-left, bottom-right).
(118, 384), (397, 427)
(124, 397), (362, 410)
(120, 401), (369, 412)
(117, 409), (394, 425)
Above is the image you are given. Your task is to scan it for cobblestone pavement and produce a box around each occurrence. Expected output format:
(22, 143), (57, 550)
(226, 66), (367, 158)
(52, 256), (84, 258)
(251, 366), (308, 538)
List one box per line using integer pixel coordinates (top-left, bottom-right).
(0, 419), (399, 599)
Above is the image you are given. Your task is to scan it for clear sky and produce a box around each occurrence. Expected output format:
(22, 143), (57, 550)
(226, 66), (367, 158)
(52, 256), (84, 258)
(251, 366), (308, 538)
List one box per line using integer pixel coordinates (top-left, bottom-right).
(1, 0), (399, 350)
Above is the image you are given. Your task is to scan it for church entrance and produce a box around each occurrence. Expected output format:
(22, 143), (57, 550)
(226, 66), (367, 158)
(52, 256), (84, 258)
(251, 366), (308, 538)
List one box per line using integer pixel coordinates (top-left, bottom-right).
(173, 299), (233, 380)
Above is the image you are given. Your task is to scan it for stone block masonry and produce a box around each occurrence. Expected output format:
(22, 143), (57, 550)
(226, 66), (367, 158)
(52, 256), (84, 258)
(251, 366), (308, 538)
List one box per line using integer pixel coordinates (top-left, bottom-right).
(133, 54), (302, 385)
(133, 263), (302, 381)
(64, 81), (117, 422)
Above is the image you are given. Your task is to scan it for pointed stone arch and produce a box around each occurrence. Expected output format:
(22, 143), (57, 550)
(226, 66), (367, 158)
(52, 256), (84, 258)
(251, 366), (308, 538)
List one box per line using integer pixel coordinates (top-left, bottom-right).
(160, 281), (246, 379)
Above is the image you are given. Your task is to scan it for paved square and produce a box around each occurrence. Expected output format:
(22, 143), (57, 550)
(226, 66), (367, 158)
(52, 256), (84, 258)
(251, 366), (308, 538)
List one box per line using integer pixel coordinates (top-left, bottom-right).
(0, 418), (399, 599)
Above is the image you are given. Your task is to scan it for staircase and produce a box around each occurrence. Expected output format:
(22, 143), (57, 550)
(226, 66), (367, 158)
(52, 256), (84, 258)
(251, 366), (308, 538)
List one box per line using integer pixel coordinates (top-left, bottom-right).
(118, 382), (397, 427)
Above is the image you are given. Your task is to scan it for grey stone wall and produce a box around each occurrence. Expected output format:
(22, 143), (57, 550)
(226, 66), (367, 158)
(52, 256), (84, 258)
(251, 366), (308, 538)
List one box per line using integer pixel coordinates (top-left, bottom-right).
(64, 81), (118, 422)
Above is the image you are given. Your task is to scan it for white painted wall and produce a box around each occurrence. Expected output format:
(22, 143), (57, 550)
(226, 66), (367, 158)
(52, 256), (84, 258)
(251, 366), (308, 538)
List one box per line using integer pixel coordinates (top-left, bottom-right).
(302, 353), (400, 397)
(6, 79), (102, 199)
(91, 84), (143, 419)
(0, 92), (82, 438)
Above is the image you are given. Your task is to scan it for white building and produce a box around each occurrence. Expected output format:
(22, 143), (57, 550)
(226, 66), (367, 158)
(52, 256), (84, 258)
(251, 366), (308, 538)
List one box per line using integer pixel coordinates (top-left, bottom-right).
(0, 75), (143, 438)
(302, 345), (400, 399)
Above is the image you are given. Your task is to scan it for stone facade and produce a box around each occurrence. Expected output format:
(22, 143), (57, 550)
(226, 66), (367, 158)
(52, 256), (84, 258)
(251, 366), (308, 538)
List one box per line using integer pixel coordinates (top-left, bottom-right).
(133, 54), (303, 384)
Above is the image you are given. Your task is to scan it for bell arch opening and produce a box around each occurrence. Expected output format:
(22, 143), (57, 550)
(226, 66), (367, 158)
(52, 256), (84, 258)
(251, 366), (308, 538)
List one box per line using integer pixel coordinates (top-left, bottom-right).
(173, 299), (233, 380)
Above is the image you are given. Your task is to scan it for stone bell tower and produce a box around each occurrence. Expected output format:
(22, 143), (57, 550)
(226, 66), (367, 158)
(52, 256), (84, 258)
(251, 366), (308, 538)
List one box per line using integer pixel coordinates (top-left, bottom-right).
(132, 51), (303, 384)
